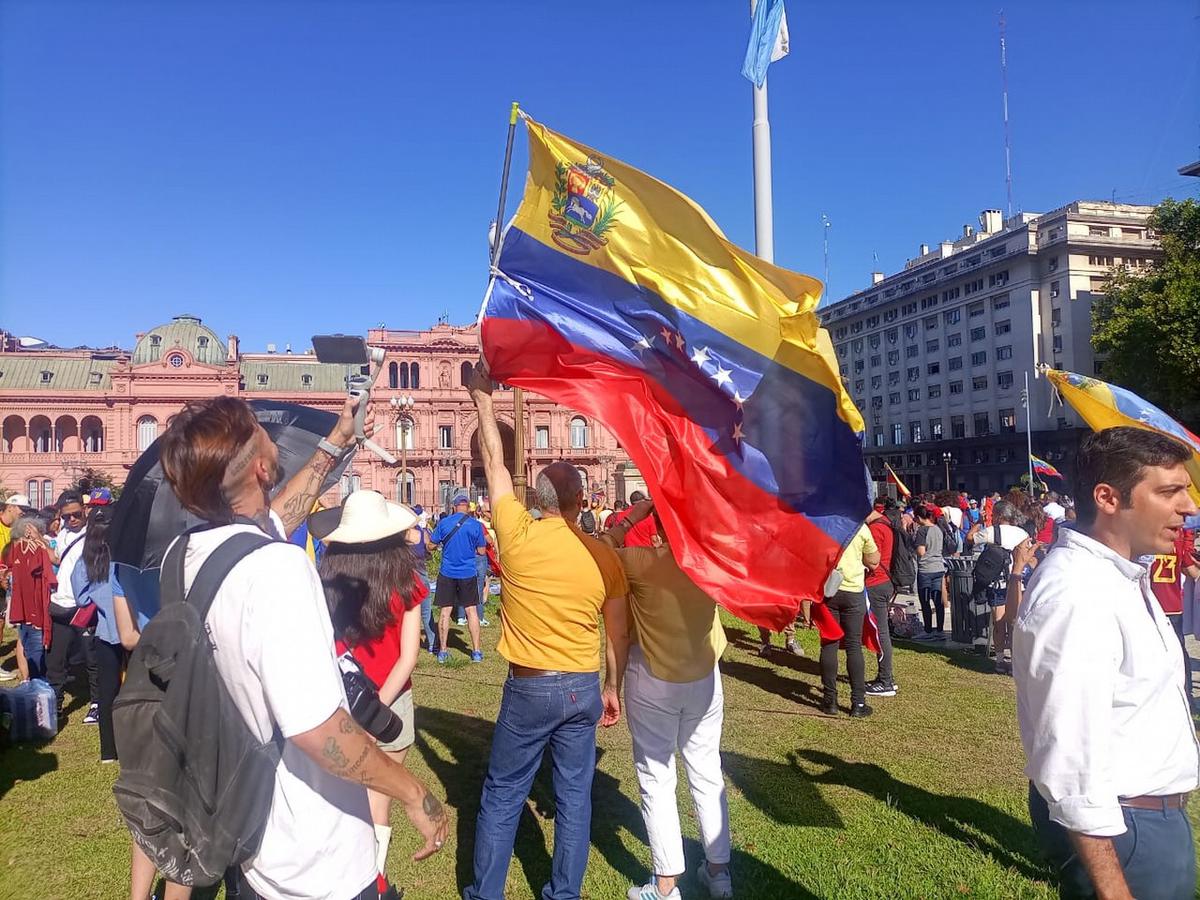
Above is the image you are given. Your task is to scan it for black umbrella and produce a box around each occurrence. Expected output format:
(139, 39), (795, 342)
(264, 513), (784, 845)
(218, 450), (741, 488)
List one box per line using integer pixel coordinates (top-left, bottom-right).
(110, 400), (354, 570)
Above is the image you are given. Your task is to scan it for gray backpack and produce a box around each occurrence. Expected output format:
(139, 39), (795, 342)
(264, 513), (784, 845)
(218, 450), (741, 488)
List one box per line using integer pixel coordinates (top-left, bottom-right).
(112, 530), (280, 887)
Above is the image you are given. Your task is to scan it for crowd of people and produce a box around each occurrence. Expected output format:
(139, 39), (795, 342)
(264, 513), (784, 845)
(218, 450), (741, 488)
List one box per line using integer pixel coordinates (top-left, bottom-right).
(1, 370), (1199, 899)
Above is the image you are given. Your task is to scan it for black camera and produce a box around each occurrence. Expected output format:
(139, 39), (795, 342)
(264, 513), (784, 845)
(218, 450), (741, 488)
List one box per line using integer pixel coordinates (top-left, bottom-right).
(338, 654), (403, 744)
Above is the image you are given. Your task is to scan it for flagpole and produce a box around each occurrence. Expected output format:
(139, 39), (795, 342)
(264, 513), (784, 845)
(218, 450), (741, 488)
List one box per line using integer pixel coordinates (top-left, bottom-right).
(1025, 370), (1035, 497)
(490, 101), (527, 504)
(752, 76), (774, 263)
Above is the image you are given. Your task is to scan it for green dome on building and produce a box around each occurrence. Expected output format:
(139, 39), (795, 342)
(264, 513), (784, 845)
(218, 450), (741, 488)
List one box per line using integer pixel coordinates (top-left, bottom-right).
(132, 314), (227, 365)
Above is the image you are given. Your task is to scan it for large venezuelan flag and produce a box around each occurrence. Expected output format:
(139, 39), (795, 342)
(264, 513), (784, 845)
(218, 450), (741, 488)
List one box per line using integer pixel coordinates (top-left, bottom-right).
(1047, 369), (1200, 504)
(480, 116), (871, 630)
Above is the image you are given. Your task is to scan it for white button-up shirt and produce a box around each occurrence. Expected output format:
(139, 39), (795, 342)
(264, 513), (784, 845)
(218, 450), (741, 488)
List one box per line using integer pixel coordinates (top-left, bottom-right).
(1013, 526), (1199, 837)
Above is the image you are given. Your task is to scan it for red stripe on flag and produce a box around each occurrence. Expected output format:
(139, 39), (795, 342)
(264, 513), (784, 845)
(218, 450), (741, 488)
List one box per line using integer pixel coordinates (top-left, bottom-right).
(483, 316), (845, 631)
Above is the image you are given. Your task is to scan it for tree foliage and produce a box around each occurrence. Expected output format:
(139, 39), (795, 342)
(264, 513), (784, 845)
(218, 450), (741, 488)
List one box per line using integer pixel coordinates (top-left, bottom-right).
(1092, 197), (1200, 430)
(65, 466), (122, 501)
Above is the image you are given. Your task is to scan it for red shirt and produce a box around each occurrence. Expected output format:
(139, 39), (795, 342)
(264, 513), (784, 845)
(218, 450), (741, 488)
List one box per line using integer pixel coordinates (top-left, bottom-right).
(335, 572), (427, 694)
(1150, 530), (1193, 616)
(607, 508), (656, 548)
(3, 541), (57, 646)
(865, 518), (895, 587)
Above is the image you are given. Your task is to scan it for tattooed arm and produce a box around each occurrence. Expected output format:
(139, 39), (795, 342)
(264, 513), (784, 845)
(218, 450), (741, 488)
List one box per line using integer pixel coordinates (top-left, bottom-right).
(271, 395), (366, 537)
(290, 707), (449, 860)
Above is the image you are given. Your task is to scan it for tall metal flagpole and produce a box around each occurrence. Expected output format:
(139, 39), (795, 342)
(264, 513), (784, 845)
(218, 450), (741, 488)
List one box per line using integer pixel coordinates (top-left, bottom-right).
(489, 101), (527, 504)
(1024, 370), (1035, 497)
(752, 74), (775, 263)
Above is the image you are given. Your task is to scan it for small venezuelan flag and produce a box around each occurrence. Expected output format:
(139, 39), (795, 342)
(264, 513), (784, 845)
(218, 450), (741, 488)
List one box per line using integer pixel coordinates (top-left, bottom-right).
(1030, 454), (1063, 481)
(1046, 369), (1200, 503)
(481, 116), (871, 630)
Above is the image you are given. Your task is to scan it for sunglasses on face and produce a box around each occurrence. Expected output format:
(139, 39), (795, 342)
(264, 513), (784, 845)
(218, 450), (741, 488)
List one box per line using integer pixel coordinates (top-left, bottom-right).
(62, 511), (84, 521)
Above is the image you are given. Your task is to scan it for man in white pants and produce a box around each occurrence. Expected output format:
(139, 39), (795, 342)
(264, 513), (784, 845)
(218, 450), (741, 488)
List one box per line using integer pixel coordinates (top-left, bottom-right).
(604, 501), (732, 900)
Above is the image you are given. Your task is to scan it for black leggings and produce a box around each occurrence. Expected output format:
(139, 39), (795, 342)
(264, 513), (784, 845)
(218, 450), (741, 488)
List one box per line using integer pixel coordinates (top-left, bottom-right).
(820, 589), (866, 706)
(94, 638), (126, 761)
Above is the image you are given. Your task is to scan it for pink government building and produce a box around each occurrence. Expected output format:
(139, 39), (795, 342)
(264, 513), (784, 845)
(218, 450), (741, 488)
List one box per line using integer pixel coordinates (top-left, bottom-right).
(0, 315), (645, 511)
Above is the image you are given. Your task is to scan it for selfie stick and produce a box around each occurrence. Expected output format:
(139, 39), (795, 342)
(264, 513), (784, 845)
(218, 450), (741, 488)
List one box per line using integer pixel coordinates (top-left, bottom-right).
(347, 347), (397, 465)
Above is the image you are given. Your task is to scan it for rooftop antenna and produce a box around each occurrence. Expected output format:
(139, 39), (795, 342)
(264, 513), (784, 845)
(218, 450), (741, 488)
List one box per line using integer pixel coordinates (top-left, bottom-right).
(999, 10), (1014, 218)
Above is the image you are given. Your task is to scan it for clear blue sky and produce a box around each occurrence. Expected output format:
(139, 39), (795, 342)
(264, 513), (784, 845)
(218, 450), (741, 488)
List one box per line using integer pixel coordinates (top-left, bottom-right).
(2, 0), (1198, 351)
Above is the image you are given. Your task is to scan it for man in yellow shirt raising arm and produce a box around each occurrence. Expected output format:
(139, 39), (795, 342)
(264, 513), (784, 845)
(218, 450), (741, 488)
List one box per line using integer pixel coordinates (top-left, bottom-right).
(463, 363), (630, 900)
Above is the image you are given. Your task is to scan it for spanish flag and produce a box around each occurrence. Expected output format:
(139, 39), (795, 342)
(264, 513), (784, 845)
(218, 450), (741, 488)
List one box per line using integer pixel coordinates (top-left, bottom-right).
(481, 117), (870, 630)
(883, 461), (911, 499)
(1046, 368), (1200, 503)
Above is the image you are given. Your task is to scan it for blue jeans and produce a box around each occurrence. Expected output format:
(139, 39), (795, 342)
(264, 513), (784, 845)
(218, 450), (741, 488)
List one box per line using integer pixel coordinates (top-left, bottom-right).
(1028, 782), (1196, 899)
(475, 558), (488, 620)
(418, 573), (436, 650)
(917, 570), (945, 633)
(18, 624), (47, 680)
(464, 672), (603, 900)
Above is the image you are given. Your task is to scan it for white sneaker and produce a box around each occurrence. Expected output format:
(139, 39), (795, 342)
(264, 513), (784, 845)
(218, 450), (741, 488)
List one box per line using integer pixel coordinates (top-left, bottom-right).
(627, 882), (680, 900)
(697, 863), (733, 899)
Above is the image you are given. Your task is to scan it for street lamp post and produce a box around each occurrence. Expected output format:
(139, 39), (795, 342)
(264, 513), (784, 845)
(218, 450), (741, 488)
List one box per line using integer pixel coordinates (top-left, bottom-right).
(942, 451), (953, 491)
(390, 394), (414, 504)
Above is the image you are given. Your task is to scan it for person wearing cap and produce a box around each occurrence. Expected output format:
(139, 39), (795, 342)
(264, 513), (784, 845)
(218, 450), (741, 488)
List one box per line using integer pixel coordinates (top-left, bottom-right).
(431, 494), (488, 662)
(465, 363), (630, 900)
(0, 491), (33, 681)
(314, 491), (430, 895)
(45, 489), (101, 720)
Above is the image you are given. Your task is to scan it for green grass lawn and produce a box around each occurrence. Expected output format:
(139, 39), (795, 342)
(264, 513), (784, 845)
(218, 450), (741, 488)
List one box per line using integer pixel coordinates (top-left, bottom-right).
(0, 608), (1163, 900)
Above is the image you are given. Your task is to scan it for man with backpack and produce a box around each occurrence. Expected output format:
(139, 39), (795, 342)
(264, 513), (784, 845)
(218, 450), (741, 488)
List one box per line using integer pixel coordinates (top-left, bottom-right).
(968, 500), (1032, 675)
(117, 395), (447, 900)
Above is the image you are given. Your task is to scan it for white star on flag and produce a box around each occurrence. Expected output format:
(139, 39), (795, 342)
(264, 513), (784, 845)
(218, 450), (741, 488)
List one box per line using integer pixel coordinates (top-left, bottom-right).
(660, 326), (673, 344)
(711, 365), (733, 388)
(690, 346), (711, 368)
(632, 335), (652, 351)
(732, 389), (745, 408)
(673, 333), (685, 352)
(732, 421), (745, 443)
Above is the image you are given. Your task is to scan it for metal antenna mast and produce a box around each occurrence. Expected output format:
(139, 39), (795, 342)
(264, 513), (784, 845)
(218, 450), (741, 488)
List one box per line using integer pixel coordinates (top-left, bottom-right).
(1000, 10), (1013, 218)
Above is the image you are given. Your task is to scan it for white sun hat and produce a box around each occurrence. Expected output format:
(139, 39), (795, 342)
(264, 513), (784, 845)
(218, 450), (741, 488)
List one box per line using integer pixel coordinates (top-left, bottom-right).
(311, 490), (418, 544)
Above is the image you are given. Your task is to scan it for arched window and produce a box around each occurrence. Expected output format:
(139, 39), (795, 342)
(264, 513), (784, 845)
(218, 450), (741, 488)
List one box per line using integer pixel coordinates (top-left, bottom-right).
(410, 363), (420, 390)
(42, 479), (53, 507)
(81, 416), (104, 453)
(395, 416), (415, 450)
(197, 335), (210, 363)
(388, 362), (399, 389)
(570, 416), (588, 449)
(340, 473), (361, 500)
(397, 471), (415, 505)
(2, 416), (27, 453)
(137, 416), (159, 451)
(399, 363), (409, 389)
(148, 334), (162, 361)
(461, 361), (473, 387)
(27, 480), (40, 509)
(29, 416), (52, 454)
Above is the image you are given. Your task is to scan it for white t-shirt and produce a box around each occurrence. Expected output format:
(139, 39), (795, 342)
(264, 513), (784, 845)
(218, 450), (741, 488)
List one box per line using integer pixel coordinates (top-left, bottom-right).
(1043, 501), (1066, 522)
(975, 523), (1030, 589)
(941, 507), (964, 530)
(50, 526), (87, 610)
(176, 520), (375, 900)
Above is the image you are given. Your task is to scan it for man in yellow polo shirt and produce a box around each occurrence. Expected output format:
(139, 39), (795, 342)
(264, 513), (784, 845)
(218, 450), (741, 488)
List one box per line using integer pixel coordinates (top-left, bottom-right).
(604, 501), (733, 900)
(465, 364), (630, 900)
(820, 523), (880, 719)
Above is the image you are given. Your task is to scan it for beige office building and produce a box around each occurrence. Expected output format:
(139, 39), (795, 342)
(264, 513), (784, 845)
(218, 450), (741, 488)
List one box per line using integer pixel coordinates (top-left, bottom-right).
(818, 201), (1161, 495)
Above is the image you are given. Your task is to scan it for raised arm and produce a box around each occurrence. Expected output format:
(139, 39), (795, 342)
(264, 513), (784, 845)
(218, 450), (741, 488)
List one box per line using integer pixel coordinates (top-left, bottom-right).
(466, 362), (514, 503)
(272, 395), (368, 537)
(290, 707), (449, 860)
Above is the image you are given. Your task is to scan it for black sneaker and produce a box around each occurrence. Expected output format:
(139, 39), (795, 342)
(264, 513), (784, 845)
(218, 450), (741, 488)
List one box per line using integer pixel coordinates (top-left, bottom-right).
(849, 703), (873, 718)
(756, 643), (772, 658)
(865, 680), (898, 697)
(83, 703), (100, 725)
(819, 700), (839, 717)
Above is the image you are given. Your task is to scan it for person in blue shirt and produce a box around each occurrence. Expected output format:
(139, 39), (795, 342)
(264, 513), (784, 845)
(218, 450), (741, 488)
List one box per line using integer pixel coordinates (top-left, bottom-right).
(70, 505), (126, 763)
(430, 494), (487, 663)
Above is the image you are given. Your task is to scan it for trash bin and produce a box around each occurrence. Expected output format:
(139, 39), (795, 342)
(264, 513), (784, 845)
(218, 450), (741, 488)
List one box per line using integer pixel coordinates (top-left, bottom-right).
(946, 557), (990, 650)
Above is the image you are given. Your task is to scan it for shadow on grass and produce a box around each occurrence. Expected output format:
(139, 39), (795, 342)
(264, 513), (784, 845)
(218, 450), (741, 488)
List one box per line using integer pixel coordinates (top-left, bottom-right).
(723, 751), (842, 829)
(892, 637), (997, 675)
(795, 749), (1050, 882)
(416, 707), (645, 896)
(718, 659), (823, 710)
(0, 742), (58, 800)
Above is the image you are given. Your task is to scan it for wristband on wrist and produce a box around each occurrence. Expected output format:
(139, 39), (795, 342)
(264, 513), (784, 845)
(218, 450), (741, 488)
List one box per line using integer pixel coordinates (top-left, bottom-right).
(318, 438), (350, 459)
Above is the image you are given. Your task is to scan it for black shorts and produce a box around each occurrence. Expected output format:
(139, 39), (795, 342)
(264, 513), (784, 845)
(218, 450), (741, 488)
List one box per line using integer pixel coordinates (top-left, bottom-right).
(435, 574), (478, 609)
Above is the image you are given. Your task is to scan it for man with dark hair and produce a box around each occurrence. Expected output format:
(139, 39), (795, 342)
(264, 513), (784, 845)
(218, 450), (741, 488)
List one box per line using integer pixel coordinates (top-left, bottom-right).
(45, 489), (98, 718)
(152, 394), (446, 899)
(608, 489), (657, 547)
(1014, 427), (1199, 899)
(465, 363), (630, 900)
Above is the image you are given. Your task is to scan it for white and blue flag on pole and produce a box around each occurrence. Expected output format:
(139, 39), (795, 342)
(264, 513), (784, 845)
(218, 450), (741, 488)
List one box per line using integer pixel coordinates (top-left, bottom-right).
(742, 0), (790, 87)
